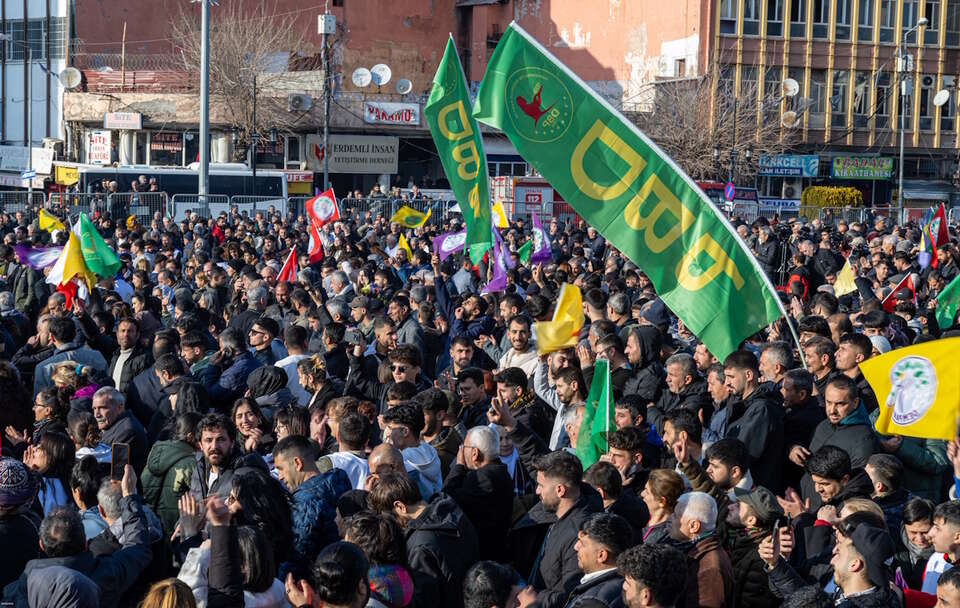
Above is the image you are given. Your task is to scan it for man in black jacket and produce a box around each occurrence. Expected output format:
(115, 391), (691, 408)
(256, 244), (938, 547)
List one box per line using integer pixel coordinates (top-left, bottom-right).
(108, 317), (153, 394)
(723, 350), (786, 494)
(93, 387), (149, 475)
(564, 513), (632, 608)
(780, 369), (826, 490)
(754, 225), (781, 279)
(648, 353), (711, 434)
(187, 413), (268, 500)
(442, 426), (514, 562)
(2, 465), (152, 608)
(369, 471), (479, 608)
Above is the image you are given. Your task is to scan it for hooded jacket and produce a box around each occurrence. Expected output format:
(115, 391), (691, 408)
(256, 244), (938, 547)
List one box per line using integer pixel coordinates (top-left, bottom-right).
(404, 494), (479, 608)
(141, 439), (197, 538)
(729, 527), (781, 608)
(801, 405), (877, 509)
(725, 384), (786, 494)
(623, 326), (665, 405)
(403, 442), (443, 500)
(442, 461), (514, 562)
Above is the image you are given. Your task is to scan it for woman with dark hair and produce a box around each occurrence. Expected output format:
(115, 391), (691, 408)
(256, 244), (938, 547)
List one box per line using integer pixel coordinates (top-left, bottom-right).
(273, 405), (309, 442)
(149, 377), (208, 443)
(231, 398), (276, 462)
(143, 412), (202, 538)
(342, 511), (414, 608)
(4, 386), (67, 451)
(246, 366), (296, 416)
(894, 497), (936, 590)
(24, 431), (75, 515)
(228, 469), (294, 567)
(67, 410), (110, 463)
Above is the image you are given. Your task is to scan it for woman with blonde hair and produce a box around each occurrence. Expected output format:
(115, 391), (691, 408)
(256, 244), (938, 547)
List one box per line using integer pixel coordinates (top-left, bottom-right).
(298, 354), (338, 410)
(139, 578), (197, 608)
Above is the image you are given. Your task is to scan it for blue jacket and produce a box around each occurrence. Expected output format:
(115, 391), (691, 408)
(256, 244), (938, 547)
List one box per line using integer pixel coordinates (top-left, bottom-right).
(205, 350), (262, 410)
(281, 468), (351, 578)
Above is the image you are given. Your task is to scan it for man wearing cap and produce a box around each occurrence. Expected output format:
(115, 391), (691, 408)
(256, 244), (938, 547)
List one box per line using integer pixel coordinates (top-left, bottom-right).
(726, 486), (783, 608)
(349, 295), (377, 344)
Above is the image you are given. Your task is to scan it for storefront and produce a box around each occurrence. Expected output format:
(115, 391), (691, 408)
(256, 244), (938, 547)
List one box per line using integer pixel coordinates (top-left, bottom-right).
(830, 156), (894, 207)
(756, 154), (820, 207)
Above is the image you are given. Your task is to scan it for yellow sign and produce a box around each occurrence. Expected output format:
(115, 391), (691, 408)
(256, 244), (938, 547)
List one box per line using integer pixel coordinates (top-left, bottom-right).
(55, 166), (78, 186)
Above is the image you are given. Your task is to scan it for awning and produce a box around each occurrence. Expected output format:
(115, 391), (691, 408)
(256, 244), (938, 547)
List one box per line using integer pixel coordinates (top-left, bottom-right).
(902, 181), (954, 202)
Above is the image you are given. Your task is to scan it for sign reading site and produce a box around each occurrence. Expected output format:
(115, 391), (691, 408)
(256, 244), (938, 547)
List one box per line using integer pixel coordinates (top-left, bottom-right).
(305, 134), (398, 174)
(831, 156), (894, 179)
(473, 23), (784, 359)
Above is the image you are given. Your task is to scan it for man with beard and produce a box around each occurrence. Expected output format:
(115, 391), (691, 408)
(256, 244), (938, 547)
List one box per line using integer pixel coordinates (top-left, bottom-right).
(108, 317), (153, 394)
(722, 350), (785, 494)
(780, 369), (826, 490)
(455, 367), (491, 431)
(436, 336), (496, 393)
(617, 544), (688, 608)
(667, 491), (734, 608)
(265, 280), (297, 328)
(648, 353), (710, 434)
(725, 486), (784, 608)
(533, 348), (577, 424)
(418, 389), (461, 478)
(498, 316), (538, 376)
(188, 412), (268, 499)
(494, 367), (553, 445)
(702, 364), (733, 447)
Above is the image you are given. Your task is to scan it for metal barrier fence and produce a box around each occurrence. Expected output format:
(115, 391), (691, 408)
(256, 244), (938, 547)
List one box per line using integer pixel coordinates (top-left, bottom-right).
(107, 192), (170, 224)
(170, 194), (231, 221)
(0, 191), (45, 220)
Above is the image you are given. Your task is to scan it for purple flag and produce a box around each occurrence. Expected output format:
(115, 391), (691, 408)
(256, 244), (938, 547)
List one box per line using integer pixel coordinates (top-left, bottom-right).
(433, 230), (467, 261)
(14, 244), (63, 270)
(531, 211), (552, 264)
(482, 227), (508, 294)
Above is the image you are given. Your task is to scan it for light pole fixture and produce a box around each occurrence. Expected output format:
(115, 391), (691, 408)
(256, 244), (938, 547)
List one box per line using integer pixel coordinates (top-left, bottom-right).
(897, 16), (929, 219)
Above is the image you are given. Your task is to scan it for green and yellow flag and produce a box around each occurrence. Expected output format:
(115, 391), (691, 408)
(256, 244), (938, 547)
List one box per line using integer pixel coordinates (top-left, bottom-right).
(397, 232), (413, 261)
(576, 358), (614, 469)
(424, 36), (492, 264)
(535, 283), (584, 355)
(935, 273), (960, 330)
(861, 338), (960, 441)
(78, 213), (121, 277)
(473, 24), (785, 360)
(390, 205), (431, 229)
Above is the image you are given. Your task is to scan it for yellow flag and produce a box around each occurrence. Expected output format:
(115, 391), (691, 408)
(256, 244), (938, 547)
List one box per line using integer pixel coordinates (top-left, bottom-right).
(834, 259), (857, 297)
(862, 337), (960, 441)
(46, 231), (95, 290)
(38, 209), (66, 233)
(535, 283), (585, 355)
(492, 200), (509, 228)
(390, 205), (431, 229)
(398, 232), (413, 261)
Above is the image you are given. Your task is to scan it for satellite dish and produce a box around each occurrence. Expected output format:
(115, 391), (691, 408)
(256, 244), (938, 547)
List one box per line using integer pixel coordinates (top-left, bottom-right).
(934, 89), (951, 107)
(781, 110), (800, 128)
(782, 78), (800, 98)
(60, 67), (81, 89)
(396, 78), (413, 95)
(351, 67), (371, 88)
(370, 63), (392, 87)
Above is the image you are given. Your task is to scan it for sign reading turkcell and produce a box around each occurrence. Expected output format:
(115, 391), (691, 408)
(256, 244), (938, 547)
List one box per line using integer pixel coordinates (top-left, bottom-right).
(758, 154), (819, 177)
(832, 156), (894, 180)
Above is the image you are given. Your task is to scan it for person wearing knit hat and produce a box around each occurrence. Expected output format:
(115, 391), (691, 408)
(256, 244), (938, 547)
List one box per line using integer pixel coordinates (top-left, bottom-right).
(868, 335), (892, 356)
(0, 457), (38, 514)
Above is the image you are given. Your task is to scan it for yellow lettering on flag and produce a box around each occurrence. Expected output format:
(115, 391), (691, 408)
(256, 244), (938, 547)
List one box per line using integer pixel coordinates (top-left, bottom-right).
(390, 205), (431, 229)
(38, 209), (66, 233)
(834, 259), (857, 297)
(535, 283), (585, 355)
(492, 200), (509, 228)
(861, 337), (960, 441)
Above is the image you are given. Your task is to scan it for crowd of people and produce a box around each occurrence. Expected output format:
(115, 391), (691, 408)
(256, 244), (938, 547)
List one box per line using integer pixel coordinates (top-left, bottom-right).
(0, 201), (958, 608)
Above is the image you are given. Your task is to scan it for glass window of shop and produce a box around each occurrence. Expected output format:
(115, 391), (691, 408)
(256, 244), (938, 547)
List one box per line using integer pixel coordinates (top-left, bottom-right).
(859, 0), (874, 40)
(809, 69), (828, 128)
(149, 132), (183, 166)
(791, 0), (808, 36)
(942, 76), (956, 132)
(286, 135), (301, 169)
(768, 0), (785, 35)
(876, 71), (891, 128)
(836, 0), (853, 39)
(255, 139), (284, 169)
(813, 0), (830, 37)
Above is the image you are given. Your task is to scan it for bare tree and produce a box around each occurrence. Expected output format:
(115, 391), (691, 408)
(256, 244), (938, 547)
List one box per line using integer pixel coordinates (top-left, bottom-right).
(631, 66), (799, 182)
(170, 1), (320, 162)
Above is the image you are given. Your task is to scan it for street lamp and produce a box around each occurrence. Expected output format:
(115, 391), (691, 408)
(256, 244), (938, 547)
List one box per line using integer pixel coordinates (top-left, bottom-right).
(897, 16), (929, 219)
(713, 146), (721, 181)
(0, 34), (33, 204)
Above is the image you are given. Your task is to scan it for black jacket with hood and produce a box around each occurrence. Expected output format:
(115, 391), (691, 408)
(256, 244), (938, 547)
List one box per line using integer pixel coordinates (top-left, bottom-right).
(725, 383), (786, 494)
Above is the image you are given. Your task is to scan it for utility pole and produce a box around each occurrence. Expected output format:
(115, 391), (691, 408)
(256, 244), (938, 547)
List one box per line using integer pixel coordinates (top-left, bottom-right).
(319, 4), (334, 191)
(198, 0), (211, 198)
(252, 73), (258, 195)
(26, 45), (31, 204)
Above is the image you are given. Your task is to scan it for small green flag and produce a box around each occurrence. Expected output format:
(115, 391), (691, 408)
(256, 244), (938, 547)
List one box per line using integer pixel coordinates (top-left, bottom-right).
(936, 273), (960, 329)
(576, 358), (613, 469)
(78, 213), (121, 277)
(518, 240), (532, 265)
(424, 36), (492, 264)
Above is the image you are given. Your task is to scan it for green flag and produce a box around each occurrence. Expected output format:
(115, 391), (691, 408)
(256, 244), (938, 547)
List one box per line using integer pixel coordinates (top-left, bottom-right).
(518, 240), (532, 265)
(78, 213), (121, 277)
(575, 358), (613, 469)
(936, 273), (960, 329)
(473, 24), (786, 359)
(425, 36), (492, 264)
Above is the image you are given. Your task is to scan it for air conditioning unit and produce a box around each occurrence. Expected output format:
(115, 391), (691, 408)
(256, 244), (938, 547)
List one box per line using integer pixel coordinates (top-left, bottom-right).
(782, 177), (802, 200)
(287, 94), (313, 112)
(922, 75), (935, 87)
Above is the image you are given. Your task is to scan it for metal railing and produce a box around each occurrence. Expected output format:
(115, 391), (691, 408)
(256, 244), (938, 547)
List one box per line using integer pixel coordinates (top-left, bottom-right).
(106, 192), (170, 224)
(170, 194), (231, 222)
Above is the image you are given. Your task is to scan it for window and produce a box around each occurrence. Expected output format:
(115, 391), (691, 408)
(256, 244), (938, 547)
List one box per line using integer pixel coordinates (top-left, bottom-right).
(149, 132), (184, 166)
(720, 0), (738, 34)
(675, 58), (687, 76)
(813, 0), (830, 37)
(903, 0), (919, 41)
(859, 0), (875, 41)
(831, 70), (849, 129)
(836, 0), (852, 39)
(768, 0), (785, 35)
(719, 65), (736, 110)
(919, 74), (936, 130)
(764, 68), (782, 123)
(876, 71), (891, 128)
(286, 135), (301, 168)
(942, 76), (956, 132)
(791, 0), (808, 36)
(853, 72), (871, 126)
(333, 0), (344, 6)
(4, 18), (67, 61)
(744, 0), (761, 33)
(880, 0), (896, 41)
(925, 0), (941, 43)
(810, 69), (827, 128)
(948, 0), (960, 45)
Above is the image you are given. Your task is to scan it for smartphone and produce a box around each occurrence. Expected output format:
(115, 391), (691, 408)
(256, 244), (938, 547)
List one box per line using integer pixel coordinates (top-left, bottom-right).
(111, 442), (130, 481)
(345, 329), (362, 345)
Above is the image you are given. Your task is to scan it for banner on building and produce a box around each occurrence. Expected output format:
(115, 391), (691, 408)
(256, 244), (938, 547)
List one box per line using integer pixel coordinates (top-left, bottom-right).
(103, 112), (142, 130)
(0, 145), (54, 174)
(87, 131), (112, 165)
(757, 154), (819, 177)
(305, 134), (399, 174)
(473, 23), (785, 360)
(363, 101), (420, 126)
(831, 156), (894, 179)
